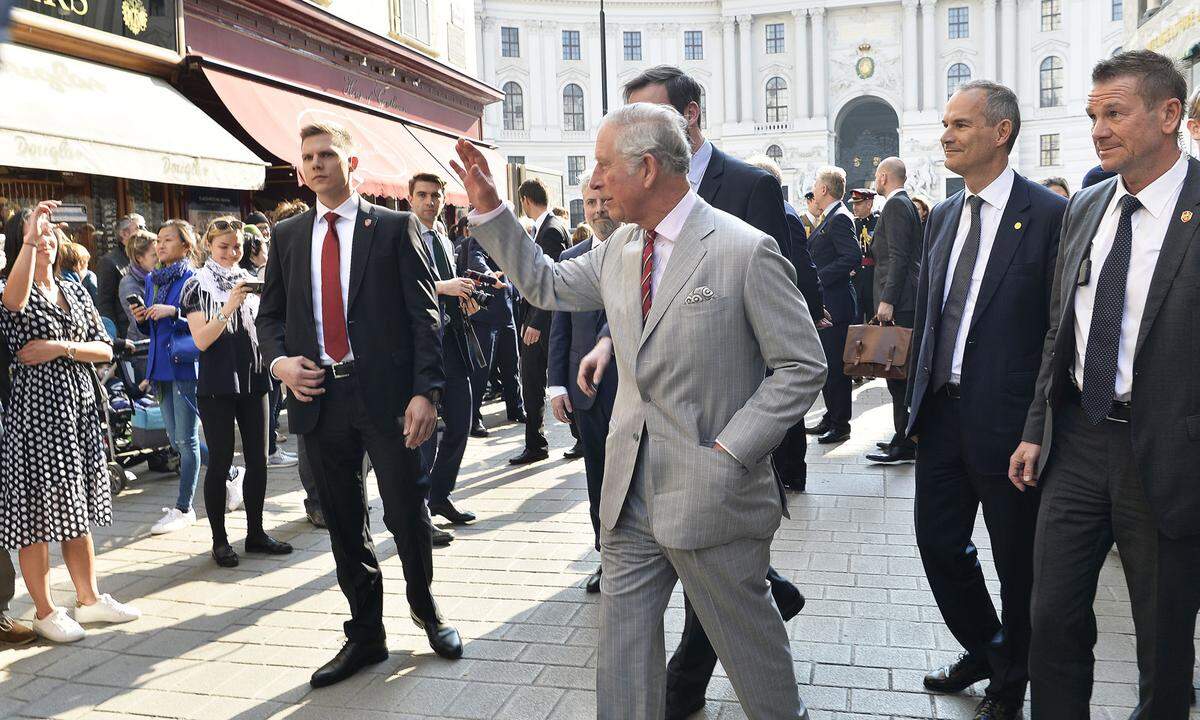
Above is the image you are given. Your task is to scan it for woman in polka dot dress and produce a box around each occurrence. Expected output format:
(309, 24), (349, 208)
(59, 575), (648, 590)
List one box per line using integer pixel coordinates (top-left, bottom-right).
(0, 201), (140, 643)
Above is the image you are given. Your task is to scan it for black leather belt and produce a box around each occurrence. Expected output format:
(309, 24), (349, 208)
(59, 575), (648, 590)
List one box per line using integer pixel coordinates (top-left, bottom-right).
(1065, 382), (1131, 423)
(326, 360), (356, 379)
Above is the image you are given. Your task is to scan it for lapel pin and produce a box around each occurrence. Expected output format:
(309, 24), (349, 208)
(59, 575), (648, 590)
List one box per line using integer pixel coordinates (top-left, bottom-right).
(364, 218), (373, 227)
(1013, 221), (1023, 230)
(1182, 211), (1194, 223)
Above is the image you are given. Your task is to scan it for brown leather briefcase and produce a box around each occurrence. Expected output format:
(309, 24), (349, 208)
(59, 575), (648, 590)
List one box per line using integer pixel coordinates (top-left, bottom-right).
(843, 321), (913, 380)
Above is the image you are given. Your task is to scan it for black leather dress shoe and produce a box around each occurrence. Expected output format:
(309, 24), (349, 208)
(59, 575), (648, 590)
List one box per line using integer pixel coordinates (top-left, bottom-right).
(245, 535), (294, 555)
(509, 448), (549, 465)
(212, 544), (239, 568)
(469, 420), (489, 438)
(817, 427), (851, 444)
(429, 501), (476, 525)
(973, 696), (1021, 720)
(804, 421), (830, 436)
(310, 640), (389, 688)
(411, 613), (463, 659)
(776, 588), (806, 621)
(924, 652), (989, 693)
(865, 445), (917, 464)
(665, 691), (705, 720)
(507, 410), (527, 424)
(306, 507), (327, 529)
(563, 441), (584, 459)
(432, 528), (454, 546)
(585, 567), (602, 594)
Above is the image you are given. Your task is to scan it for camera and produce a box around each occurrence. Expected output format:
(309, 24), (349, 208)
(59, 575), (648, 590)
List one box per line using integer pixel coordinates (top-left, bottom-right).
(461, 269), (498, 309)
(240, 278), (265, 294)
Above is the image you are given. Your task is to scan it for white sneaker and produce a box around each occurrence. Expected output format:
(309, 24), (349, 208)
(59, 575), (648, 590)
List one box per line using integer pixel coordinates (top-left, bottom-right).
(267, 450), (298, 468)
(151, 507), (195, 535)
(74, 594), (141, 625)
(226, 467), (245, 513)
(32, 608), (85, 643)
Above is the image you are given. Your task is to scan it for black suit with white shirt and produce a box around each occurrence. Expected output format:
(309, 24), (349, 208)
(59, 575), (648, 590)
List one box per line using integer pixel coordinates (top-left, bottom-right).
(257, 195), (446, 642)
(519, 213), (569, 451)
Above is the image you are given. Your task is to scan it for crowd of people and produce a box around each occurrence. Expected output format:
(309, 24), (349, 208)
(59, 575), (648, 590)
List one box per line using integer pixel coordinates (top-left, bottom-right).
(0, 45), (1197, 720)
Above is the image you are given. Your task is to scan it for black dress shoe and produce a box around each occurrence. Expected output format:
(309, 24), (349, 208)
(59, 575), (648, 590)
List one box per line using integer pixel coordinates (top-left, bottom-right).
(973, 696), (1021, 720)
(212, 544), (239, 568)
(876, 441), (893, 450)
(776, 588), (806, 621)
(307, 507), (327, 529)
(817, 427), (851, 444)
(924, 652), (989, 693)
(509, 448), (549, 465)
(804, 421), (830, 436)
(411, 613), (463, 659)
(585, 567), (602, 594)
(507, 410), (527, 424)
(865, 445), (917, 464)
(432, 528), (454, 547)
(469, 421), (489, 438)
(245, 535), (294, 555)
(310, 640), (389, 688)
(563, 441), (584, 459)
(429, 501), (476, 525)
(665, 691), (705, 720)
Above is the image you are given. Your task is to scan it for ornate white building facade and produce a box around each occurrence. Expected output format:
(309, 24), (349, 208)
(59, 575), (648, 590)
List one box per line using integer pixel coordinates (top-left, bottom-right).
(476, 0), (1125, 220)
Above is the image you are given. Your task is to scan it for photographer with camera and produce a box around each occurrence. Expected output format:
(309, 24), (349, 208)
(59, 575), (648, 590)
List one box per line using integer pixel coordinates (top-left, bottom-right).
(181, 216), (292, 568)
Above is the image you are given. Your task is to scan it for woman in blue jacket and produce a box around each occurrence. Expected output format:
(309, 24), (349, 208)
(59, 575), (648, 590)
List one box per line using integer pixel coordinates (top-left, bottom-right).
(133, 219), (202, 535)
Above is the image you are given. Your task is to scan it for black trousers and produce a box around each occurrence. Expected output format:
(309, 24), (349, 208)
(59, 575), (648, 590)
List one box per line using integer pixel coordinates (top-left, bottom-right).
(519, 331), (549, 450)
(914, 390), (1039, 703)
(196, 392), (269, 547)
(295, 435), (320, 513)
(853, 266), (874, 324)
(469, 324), (496, 425)
(304, 375), (437, 643)
(818, 322), (852, 429)
(422, 344), (472, 506)
(491, 322), (524, 417)
(666, 567), (798, 701)
(574, 398), (611, 551)
(773, 422), (808, 486)
(1029, 401), (1200, 720)
(887, 311), (916, 449)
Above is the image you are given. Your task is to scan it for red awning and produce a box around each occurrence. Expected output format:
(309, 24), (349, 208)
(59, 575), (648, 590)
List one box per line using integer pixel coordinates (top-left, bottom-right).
(202, 66), (485, 204)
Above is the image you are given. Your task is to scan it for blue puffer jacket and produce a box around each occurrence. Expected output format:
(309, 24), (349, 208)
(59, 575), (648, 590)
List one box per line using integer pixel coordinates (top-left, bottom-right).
(139, 262), (196, 383)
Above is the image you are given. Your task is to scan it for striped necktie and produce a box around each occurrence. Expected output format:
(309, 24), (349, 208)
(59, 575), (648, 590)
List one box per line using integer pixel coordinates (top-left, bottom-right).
(641, 229), (656, 324)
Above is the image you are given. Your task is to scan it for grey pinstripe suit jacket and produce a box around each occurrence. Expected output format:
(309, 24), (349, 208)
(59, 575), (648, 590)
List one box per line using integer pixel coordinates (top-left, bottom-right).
(472, 195), (827, 550)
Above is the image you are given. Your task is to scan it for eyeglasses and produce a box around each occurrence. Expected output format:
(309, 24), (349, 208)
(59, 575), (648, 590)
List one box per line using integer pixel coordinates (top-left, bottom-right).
(210, 219), (244, 232)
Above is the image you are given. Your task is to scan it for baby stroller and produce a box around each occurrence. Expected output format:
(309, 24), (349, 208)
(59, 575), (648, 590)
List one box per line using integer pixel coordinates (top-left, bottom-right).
(100, 331), (180, 496)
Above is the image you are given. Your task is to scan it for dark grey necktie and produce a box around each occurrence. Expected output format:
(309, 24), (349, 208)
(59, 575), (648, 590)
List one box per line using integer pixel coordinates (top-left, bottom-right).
(932, 195), (984, 391)
(1080, 194), (1142, 424)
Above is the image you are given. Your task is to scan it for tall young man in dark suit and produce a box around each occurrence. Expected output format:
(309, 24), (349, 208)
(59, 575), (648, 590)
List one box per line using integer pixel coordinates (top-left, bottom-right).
(906, 82), (1066, 720)
(806, 166), (862, 445)
(622, 66), (807, 720)
(865, 157), (924, 464)
(509, 178), (569, 465)
(1011, 51), (1200, 720)
(257, 122), (462, 689)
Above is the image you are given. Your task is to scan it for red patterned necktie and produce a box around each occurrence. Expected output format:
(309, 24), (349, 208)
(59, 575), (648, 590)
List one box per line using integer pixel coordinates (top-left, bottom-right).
(640, 229), (656, 324)
(320, 211), (350, 362)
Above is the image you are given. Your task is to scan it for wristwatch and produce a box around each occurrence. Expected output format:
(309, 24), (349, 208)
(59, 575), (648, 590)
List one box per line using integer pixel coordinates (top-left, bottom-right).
(216, 310), (229, 323)
(66, 343), (77, 361)
(421, 388), (443, 407)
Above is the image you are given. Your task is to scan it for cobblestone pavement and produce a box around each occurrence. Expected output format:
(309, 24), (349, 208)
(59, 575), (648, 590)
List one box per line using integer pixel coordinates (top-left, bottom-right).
(0, 381), (1196, 720)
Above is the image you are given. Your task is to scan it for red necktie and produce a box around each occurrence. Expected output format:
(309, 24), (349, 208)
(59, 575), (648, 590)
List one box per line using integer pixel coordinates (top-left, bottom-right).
(640, 229), (656, 324)
(320, 211), (350, 362)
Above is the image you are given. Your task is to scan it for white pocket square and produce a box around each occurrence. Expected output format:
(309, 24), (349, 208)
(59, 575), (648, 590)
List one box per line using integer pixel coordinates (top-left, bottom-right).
(684, 286), (716, 305)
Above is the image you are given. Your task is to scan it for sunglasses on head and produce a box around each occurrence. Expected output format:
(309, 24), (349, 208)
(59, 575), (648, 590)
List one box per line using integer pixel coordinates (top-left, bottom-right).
(211, 219), (244, 232)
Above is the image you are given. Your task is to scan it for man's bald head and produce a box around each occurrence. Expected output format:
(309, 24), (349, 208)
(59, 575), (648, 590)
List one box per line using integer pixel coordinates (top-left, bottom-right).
(874, 157), (907, 196)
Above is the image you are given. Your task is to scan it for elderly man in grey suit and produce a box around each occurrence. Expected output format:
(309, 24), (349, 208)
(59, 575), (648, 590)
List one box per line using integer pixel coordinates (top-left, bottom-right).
(452, 103), (826, 720)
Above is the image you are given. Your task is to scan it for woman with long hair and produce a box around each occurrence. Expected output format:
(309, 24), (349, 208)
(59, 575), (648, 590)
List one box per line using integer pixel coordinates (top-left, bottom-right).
(182, 217), (292, 566)
(134, 219), (204, 535)
(0, 201), (139, 642)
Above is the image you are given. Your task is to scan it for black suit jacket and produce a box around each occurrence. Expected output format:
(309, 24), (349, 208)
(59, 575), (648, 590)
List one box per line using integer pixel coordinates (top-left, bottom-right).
(871, 190), (923, 316)
(784, 201), (824, 322)
(1023, 156), (1200, 538)
(256, 200), (444, 436)
(907, 173), (1066, 474)
(697, 145), (791, 259)
(808, 202), (862, 324)
(521, 215), (569, 333)
(96, 246), (130, 338)
(548, 238), (618, 413)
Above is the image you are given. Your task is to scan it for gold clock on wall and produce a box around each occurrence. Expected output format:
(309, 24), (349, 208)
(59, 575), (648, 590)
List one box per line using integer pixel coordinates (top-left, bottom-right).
(122, 0), (149, 35)
(856, 56), (876, 80)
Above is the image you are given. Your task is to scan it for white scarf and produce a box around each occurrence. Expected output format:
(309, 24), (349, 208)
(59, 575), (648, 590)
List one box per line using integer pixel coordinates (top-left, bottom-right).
(196, 259), (261, 367)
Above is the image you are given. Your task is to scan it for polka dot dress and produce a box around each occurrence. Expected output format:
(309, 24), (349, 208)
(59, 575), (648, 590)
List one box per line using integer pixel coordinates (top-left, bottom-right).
(0, 279), (112, 549)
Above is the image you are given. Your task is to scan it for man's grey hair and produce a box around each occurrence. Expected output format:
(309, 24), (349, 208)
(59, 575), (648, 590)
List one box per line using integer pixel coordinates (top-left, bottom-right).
(601, 102), (691, 177)
(815, 166), (846, 200)
(117, 213), (145, 238)
(955, 80), (1021, 152)
(746, 155), (783, 184)
(578, 170), (592, 192)
(1093, 50), (1187, 134)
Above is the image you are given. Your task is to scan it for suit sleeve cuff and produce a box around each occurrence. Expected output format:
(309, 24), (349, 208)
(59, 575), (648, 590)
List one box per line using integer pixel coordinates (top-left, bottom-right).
(468, 202), (514, 227)
(548, 386), (567, 400)
(269, 356), (286, 380)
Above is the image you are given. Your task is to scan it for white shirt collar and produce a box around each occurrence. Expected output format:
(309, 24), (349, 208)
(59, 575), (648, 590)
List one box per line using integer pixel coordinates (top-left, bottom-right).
(533, 209), (553, 234)
(687, 140), (714, 188)
(653, 190), (698, 242)
(315, 193), (360, 223)
(1109, 151), (1188, 220)
(416, 218), (439, 235)
(966, 165), (1014, 210)
(886, 187), (905, 201)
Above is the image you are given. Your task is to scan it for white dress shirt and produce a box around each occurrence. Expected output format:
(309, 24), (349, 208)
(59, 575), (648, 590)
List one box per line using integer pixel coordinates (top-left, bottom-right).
(311, 193), (360, 365)
(687, 140), (714, 190)
(1073, 151), (1189, 400)
(647, 190), (697, 297)
(942, 165), (1015, 383)
(532, 209), (553, 238)
(885, 187), (904, 202)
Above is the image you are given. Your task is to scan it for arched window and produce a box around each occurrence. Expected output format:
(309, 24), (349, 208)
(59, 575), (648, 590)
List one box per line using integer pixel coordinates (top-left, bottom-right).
(946, 63), (972, 99)
(502, 82), (524, 131)
(765, 77), (788, 123)
(563, 83), (585, 131)
(1039, 56), (1064, 107)
(698, 86), (707, 130)
(766, 145), (784, 165)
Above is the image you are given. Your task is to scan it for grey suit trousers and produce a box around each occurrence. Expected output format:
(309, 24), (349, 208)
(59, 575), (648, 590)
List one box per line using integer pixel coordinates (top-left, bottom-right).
(1, 551), (14, 615)
(598, 443), (803, 720)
